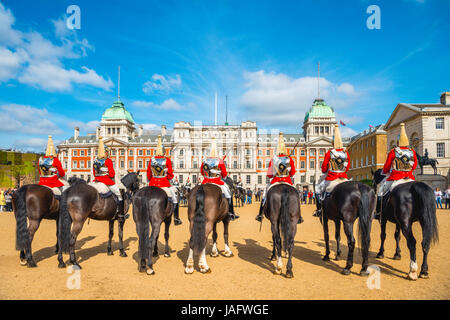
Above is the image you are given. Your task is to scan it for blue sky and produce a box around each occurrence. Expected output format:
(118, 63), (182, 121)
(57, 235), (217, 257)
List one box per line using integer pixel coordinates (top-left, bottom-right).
(0, 0), (449, 151)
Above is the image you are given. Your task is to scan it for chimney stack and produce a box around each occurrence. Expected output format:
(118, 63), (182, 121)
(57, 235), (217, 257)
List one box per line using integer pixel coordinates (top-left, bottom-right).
(138, 124), (143, 137)
(74, 126), (80, 140)
(96, 127), (100, 139)
(440, 92), (450, 105)
(161, 125), (167, 136)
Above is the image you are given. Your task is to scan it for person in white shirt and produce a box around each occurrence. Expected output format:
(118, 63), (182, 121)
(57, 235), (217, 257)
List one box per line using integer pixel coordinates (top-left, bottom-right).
(435, 188), (443, 209)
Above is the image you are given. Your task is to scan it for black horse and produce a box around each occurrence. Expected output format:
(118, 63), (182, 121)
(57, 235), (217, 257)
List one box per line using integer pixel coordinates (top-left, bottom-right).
(262, 184), (302, 278)
(416, 153), (439, 175)
(133, 186), (175, 275)
(372, 169), (438, 280)
(12, 183), (64, 267)
(315, 181), (376, 276)
(57, 172), (140, 269)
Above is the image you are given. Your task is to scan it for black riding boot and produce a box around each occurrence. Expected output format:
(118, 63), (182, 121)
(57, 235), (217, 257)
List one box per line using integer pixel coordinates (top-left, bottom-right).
(255, 201), (264, 222)
(116, 200), (128, 221)
(173, 203), (182, 225)
(313, 196), (322, 218)
(375, 196), (382, 220)
(228, 198), (239, 220)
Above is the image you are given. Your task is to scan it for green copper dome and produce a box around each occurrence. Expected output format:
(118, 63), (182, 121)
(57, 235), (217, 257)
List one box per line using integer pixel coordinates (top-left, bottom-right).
(304, 98), (335, 122)
(102, 100), (135, 124)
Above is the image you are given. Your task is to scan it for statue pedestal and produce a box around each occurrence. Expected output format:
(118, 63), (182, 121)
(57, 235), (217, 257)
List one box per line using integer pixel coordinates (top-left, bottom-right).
(416, 174), (448, 191)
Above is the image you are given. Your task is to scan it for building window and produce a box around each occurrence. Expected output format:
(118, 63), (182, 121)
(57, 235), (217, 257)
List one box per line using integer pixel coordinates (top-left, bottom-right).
(129, 150), (133, 156)
(64, 161), (68, 169)
(246, 175), (251, 184)
(246, 149), (251, 156)
(138, 160), (143, 169)
(319, 149), (325, 156)
(310, 149), (316, 156)
(179, 149), (184, 156)
(139, 150), (143, 156)
(437, 143), (445, 158)
(73, 161), (77, 168)
(179, 160), (184, 169)
(257, 161), (262, 169)
(266, 149), (270, 156)
(146, 149), (151, 156)
(179, 175), (183, 184)
(301, 161), (305, 169)
(192, 175), (197, 184)
(80, 150), (85, 156)
(371, 155), (374, 165)
(258, 175), (262, 184)
(73, 150), (77, 156)
(246, 160), (251, 169)
(120, 149), (125, 156)
(310, 160), (315, 169)
(108, 128), (111, 134)
(325, 127), (329, 135)
(301, 175), (306, 183)
(120, 160), (124, 169)
(233, 161), (238, 169)
(315, 127), (319, 134)
(258, 150), (262, 156)
(301, 149), (305, 156)
(266, 176), (270, 184)
(117, 128), (120, 135)
(436, 118), (444, 129)
(129, 161), (133, 168)
(193, 161), (198, 169)
(310, 176), (315, 183)
(266, 160), (270, 168)
(87, 161), (91, 168)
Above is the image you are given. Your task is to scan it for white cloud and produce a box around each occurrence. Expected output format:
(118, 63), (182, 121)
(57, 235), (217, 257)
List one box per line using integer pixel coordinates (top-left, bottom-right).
(69, 120), (100, 134)
(0, 104), (63, 134)
(143, 74), (181, 94)
(0, 4), (111, 92)
(240, 70), (360, 127)
(14, 138), (47, 150)
(340, 126), (358, 138)
(131, 98), (184, 110)
(141, 123), (160, 131)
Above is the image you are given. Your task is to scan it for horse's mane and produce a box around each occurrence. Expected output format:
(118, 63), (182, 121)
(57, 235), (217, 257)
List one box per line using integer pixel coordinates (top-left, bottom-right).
(68, 177), (87, 186)
(121, 172), (138, 189)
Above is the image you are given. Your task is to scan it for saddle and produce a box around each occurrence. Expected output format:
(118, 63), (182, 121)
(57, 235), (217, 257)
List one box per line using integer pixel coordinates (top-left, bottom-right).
(88, 181), (113, 199)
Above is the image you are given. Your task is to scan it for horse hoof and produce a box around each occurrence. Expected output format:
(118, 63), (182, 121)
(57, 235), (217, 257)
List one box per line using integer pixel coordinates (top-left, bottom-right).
(393, 254), (401, 260)
(274, 267), (282, 275)
(360, 269), (370, 277)
(107, 251), (113, 256)
(341, 268), (351, 275)
(200, 268), (211, 274)
(210, 252), (219, 258)
(322, 256), (330, 262)
(376, 253), (384, 259)
(164, 253), (170, 258)
(58, 262), (66, 269)
(153, 252), (158, 257)
(72, 264), (82, 270)
(408, 272), (418, 281)
(139, 267), (146, 273)
(20, 259), (27, 266)
(184, 267), (194, 274)
(27, 261), (37, 268)
(286, 271), (294, 279)
(419, 272), (429, 279)
(269, 256), (276, 261)
(119, 252), (127, 257)
(146, 269), (155, 276)
(224, 251), (233, 258)
(335, 255), (341, 261)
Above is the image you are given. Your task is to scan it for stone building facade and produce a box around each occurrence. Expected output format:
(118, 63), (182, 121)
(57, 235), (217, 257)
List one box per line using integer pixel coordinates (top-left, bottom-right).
(57, 98), (338, 189)
(347, 124), (387, 181)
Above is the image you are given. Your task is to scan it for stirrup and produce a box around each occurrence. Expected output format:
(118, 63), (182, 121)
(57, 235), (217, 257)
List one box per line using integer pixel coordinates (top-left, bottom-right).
(255, 214), (263, 222)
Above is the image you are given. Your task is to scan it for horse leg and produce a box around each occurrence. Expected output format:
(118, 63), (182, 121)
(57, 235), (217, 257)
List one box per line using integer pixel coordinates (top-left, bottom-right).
(185, 236), (195, 274)
(118, 218), (127, 257)
(271, 222), (283, 275)
(163, 216), (171, 257)
(211, 222), (219, 257)
(393, 224), (402, 260)
(25, 219), (41, 268)
(376, 217), (387, 258)
(20, 250), (27, 266)
(285, 220), (297, 279)
(223, 219), (233, 257)
(400, 224), (418, 280)
(322, 216), (330, 261)
(55, 218), (60, 254)
(69, 221), (84, 269)
(107, 220), (114, 255)
(147, 222), (161, 275)
(199, 223), (213, 273)
(342, 221), (356, 275)
(334, 220), (342, 260)
(270, 233), (276, 261)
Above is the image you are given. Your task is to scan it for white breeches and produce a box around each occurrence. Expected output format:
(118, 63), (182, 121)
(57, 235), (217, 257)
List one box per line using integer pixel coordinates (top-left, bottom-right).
(316, 175), (348, 195)
(108, 184), (123, 201)
(161, 187), (178, 203)
(262, 181), (295, 202)
(377, 177), (413, 196)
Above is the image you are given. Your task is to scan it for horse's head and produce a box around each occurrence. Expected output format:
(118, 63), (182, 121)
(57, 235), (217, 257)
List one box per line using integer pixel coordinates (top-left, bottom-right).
(68, 176), (87, 186)
(371, 168), (385, 188)
(121, 171), (141, 194)
(223, 176), (236, 193)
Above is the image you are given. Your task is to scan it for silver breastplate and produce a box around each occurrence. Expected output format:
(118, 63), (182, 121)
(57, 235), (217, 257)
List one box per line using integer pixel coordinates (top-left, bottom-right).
(393, 148), (414, 172)
(272, 156), (291, 178)
(203, 157), (221, 178)
(151, 157), (167, 178)
(329, 150), (348, 173)
(93, 158), (108, 176)
(39, 157), (57, 177)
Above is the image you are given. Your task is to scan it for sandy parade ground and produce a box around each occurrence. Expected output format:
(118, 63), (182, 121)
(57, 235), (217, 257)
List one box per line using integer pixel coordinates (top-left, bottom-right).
(0, 202), (448, 300)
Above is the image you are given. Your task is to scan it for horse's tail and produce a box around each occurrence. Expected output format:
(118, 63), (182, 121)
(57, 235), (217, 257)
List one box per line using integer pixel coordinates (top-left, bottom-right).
(279, 186), (291, 253)
(134, 194), (149, 259)
(58, 189), (72, 253)
(13, 186), (29, 251)
(357, 184), (373, 255)
(192, 185), (206, 256)
(411, 182), (439, 245)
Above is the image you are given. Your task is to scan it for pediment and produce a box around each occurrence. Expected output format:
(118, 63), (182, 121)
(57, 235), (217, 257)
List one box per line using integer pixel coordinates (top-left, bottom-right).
(385, 104), (420, 129)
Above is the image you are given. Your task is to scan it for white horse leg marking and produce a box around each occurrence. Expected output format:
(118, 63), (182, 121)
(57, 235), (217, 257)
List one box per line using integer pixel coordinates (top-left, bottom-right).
(275, 256), (283, 275)
(224, 244), (233, 257)
(184, 248), (194, 274)
(211, 242), (219, 257)
(408, 260), (418, 280)
(199, 248), (210, 273)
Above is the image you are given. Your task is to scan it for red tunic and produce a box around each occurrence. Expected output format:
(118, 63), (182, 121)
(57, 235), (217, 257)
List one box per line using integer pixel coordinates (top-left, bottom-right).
(267, 154), (296, 185)
(321, 149), (350, 181)
(383, 147), (417, 181)
(201, 158), (227, 185)
(38, 156), (65, 188)
(147, 156), (174, 188)
(93, 158), (116, 186)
